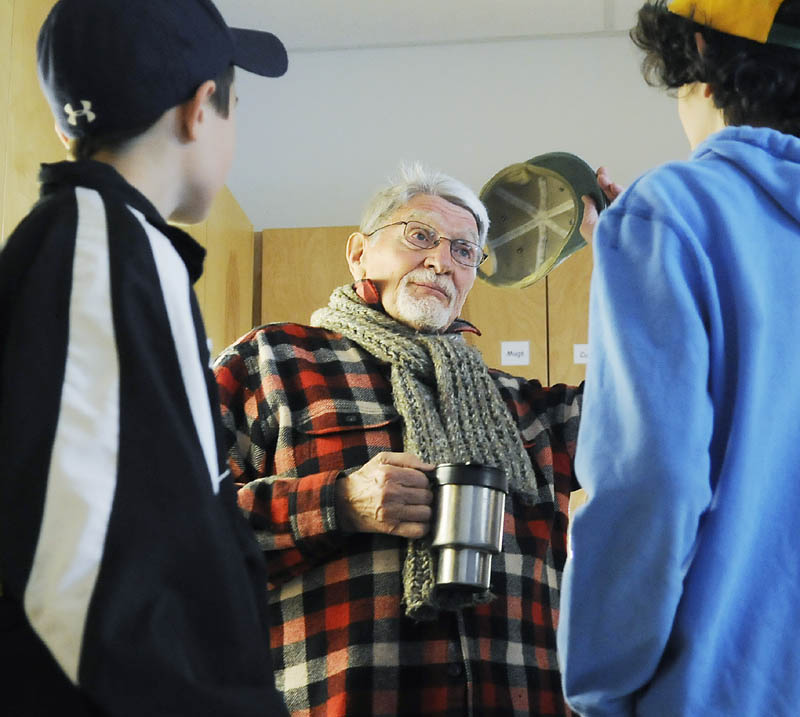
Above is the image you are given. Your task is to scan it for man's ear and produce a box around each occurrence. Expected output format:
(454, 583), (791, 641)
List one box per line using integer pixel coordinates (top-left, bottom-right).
(693, 34), (714, 98)
(178, 79), (217, 142)
(694, 31), (707, 56)
(346, 231), (368, 281)
(54, 124), (71, 149)
(53, 124), (77, 159)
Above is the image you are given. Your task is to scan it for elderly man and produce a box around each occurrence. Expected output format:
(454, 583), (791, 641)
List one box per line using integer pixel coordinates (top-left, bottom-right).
(214, 165), (582, 716)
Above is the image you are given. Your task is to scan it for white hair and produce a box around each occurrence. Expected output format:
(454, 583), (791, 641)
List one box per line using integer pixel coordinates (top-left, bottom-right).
(359, 162), (490, 246)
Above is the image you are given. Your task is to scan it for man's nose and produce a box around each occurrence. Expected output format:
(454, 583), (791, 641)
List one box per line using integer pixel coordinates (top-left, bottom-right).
(423, 240), (454, 272)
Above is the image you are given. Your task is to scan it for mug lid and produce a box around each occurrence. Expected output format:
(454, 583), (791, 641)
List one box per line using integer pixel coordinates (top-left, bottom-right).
(431, 463), (508, 493)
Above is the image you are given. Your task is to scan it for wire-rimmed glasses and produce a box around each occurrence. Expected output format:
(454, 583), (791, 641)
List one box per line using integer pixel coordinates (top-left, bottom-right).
(366, 220), (488, 268)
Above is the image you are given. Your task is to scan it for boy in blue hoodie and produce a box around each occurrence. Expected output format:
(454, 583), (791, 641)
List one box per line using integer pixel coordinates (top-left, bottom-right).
(558, 2), (800, 715)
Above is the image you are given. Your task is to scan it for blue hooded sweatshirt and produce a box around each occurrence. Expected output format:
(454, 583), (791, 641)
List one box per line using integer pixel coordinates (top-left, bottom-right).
(558, 126), (800, 716)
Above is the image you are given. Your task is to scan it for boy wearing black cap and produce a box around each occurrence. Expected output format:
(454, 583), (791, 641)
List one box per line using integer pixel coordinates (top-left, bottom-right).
(558, 1), (800, 715)
(0, 1), (289, 715)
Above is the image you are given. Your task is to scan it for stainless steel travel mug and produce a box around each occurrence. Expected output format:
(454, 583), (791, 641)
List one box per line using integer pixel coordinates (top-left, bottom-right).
(430, 463), (508, 592)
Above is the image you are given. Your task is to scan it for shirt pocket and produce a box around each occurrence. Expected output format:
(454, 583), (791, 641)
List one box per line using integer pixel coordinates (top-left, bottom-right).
(285, 399), (403, 475)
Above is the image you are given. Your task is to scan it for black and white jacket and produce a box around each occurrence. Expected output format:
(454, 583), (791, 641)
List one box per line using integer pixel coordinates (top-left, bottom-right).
(0, 161), (286, 716)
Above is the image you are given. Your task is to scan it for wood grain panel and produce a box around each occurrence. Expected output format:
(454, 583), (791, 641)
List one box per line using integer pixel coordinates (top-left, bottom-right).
(0, 0), (13, 241)
(546, 245), (593, 386)
(260, 226), (356, 326)
(461, 278), (548, 381)
(198, 186), (255, 357)
(545, 243), (593, 515)
(3, 0), (62, 241)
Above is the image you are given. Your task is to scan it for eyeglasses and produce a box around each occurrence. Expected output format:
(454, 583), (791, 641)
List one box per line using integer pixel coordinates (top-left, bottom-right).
(366, 220), (488, 268)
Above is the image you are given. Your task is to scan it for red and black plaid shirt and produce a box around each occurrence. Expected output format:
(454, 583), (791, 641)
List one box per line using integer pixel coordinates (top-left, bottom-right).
(215, 315), (581, 717)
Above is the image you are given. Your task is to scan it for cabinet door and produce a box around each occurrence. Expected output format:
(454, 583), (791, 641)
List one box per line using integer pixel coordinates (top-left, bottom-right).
(0, 0), (13, 240)
(461, 279), (548, 384)
(546, 245), (593, 513)
(2, 0), (62, 242)
(547, 245), (592, 386)
(203, 187), (256, 355)
(260, 226), (356, 326)
(186, 188), (256, 358)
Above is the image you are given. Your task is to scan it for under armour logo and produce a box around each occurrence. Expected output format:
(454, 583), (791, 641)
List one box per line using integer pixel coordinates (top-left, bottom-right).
(64, 100), (97, 126)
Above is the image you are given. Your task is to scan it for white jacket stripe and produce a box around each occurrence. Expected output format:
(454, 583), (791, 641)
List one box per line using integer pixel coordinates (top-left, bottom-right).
(24, 187), (120, 683)
(129, 208), (220, 492)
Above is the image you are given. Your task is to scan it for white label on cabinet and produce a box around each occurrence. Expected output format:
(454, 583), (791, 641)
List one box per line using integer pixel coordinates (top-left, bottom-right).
(501, 341), (530, 366)
(573, 344), (589, 364)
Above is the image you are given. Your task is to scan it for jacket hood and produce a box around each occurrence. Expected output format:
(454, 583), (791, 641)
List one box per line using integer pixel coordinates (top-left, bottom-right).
(694, 126), (800, 226)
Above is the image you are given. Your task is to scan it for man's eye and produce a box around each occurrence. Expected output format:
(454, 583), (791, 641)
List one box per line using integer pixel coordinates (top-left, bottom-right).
(453, 241), (476, 259)
(410, 230), (435, 245)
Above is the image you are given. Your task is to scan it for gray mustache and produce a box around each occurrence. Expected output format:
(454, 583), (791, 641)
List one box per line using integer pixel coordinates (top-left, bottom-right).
(403, 270), (456, 301)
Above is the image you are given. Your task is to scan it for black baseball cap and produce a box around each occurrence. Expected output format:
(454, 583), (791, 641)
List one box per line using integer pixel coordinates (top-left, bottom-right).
(37, 0), (288, 139)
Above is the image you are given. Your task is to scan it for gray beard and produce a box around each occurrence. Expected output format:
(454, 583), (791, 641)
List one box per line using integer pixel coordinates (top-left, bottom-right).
(394, 290), (453, 332)
(394, 270), (456, 332)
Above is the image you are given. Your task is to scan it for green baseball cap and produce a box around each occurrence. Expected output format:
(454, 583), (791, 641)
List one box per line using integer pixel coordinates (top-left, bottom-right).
(478, 152), (604, 289)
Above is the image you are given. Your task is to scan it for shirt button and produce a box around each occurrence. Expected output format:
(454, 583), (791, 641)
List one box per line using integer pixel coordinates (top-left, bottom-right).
(343, 414), (359, 424)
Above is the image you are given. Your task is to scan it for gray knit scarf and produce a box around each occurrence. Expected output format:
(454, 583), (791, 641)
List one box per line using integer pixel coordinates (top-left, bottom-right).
(311, 284), (547, 619)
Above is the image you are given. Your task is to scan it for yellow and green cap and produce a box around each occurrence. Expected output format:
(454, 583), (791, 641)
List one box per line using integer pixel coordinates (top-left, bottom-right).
(668, 0), (800, 49)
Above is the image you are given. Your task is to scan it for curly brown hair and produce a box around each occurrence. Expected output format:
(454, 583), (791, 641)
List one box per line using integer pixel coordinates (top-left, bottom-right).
(631, 0), (800, 137)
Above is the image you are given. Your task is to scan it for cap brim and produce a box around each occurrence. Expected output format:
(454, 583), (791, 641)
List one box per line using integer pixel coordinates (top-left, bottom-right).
(528, 152), (607, 211)
(231, 28), (288, 78)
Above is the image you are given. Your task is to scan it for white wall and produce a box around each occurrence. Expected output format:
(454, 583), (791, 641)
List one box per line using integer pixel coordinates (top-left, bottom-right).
(229, 32), (690, 230)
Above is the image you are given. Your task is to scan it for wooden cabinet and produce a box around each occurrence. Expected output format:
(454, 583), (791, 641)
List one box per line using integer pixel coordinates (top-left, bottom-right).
(547, 247), (592, 514)
(461, 277), (548, 383)
(464, 246), (592, 389)
(184, 187), (256, 358)
(259, 226), (357, 326)
(547, 245), (593, 387)
(1, 0), (63, 242)
(0, 0), (14, 240)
